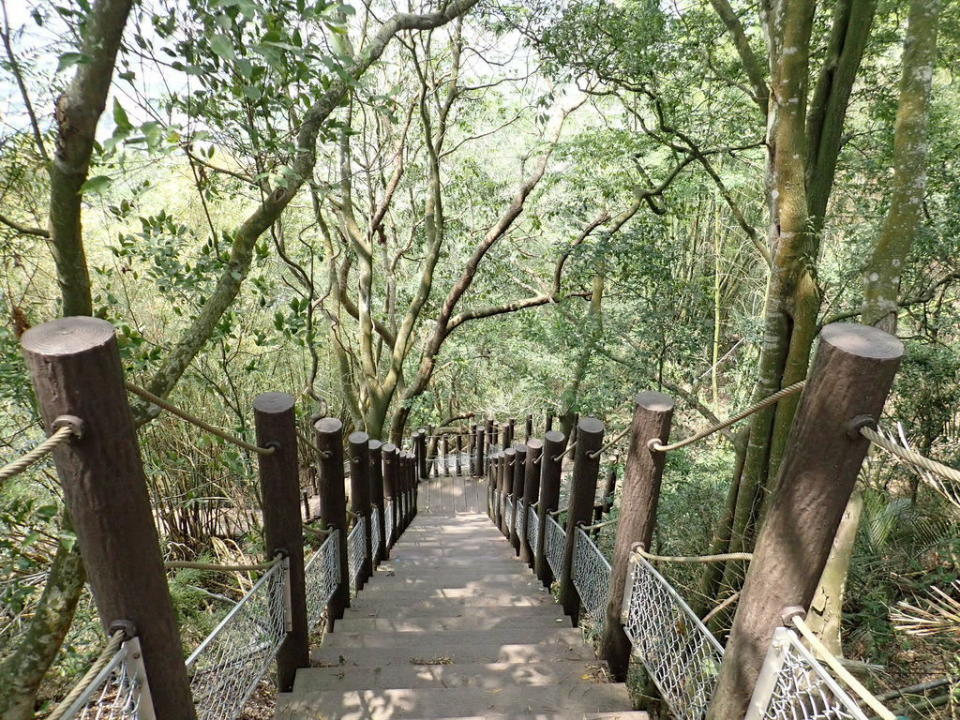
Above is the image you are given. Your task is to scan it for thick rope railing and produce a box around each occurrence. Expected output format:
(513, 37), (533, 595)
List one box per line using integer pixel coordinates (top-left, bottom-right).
(553, 440), (577, 462)
(46, 629), (126, 720)
(164, 558), (281, 572)
(0, 423), (76, 482)
(125, 382), (275, 455)
(791, 615), (896, 720)
(860, 425), (960, 485)
(580, 517), (618, 532)
(650, 381), (805, 452)
(589, 426), (630, 458)
(296, 428), (332, 459)
(635, 546), (753, 564)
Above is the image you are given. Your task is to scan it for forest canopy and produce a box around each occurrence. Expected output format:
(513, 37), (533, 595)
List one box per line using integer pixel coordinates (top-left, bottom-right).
(0, 0), (957, 717)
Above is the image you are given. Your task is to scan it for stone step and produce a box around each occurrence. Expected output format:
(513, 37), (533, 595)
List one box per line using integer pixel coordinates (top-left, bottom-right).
(311, 639), (594, 667)
(364, 576), (542, 591)
(350, 587), (549, 603)
(277, 683), (633, 720)
(347, 595), (552, 612)
(283, 714), (647, 720)
(322, 627), (581, 649)
(293, 660), (609, 692)
(338, 606), (564, 626)
(334, 614), (569, 633)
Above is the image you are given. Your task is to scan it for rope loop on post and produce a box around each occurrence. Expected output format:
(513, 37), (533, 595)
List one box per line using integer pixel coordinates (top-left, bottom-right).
(125, 382), (276, 456)
(649, 381), (805, 453)
(861, 425), (960, 485)
(0, 422), (79, 482)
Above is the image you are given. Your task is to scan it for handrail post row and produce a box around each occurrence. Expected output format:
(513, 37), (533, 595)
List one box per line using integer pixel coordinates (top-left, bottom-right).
(599, 392), (674, 680)
(315, 417), (350, 627)
(510, 444), (527, 554)
(559, 417), (605, 623)
(706, 324), (904, 720)
(369, 440), (386, 564)
(382, 443), (398, 547)
(501, 447), (516, 537)
(22, 317), (196, 720)
(536, 430), (565, 588)
(349, 432), (373, 590)
(520, 438), (543, 568)
(253, 392), (310, 692)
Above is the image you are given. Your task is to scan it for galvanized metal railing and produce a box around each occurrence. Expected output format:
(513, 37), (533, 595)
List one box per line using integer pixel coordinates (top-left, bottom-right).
(304, 530), (340, 629)
(571, 527), (611, 629)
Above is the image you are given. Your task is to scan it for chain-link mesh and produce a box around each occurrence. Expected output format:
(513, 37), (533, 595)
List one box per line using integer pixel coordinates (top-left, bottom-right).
(304, 530), (340, 630)
(370, 509), (382, 563)
(504, 496), (515, 535)
(186, 561), (288, 720)
(545, 514), (566, 578)
(572, 528), (611, 628)
(621, 554), (723, 720)
(62, 637), (155, 720)
(747, 627), (869, 720)
(385, 499), (394, 544)
(526, 503), (540, 555)
(347, 518), (366, 593)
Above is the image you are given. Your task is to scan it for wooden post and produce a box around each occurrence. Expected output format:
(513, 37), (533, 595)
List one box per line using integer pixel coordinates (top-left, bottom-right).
(520, 438), (543, 568)
(430, 426), (439, 478)
(315, 417), (349, 626)
(501, 447), (516, 537)
(382, 442), (398, 547)
(22, 317), (196, 720)
(415, 429), (427, 480)
(594, 464), (619, 527)
(477, 422), (486, 477)
(545, 413), (554, 432)
(441, 434), (450, 477)
(508, 417), (516, 447)
(599, 392), (674, 680)
(369, 440), (386, 564)
(254, 392), (309, 692)
(495, 451), (506, 528)
(525, 414), (533, 440)
(348, 432), (373, 589)
(560, 417), (604, 622)
(536, 430), (565, 587)
(706, 323), (903, 720)
(409, 451), (419, 519)
(510, 444), (527, 553)
(455, 432), (462, 477)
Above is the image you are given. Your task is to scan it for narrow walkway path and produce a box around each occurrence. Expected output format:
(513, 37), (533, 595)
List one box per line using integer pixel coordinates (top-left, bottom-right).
(277, 475), (646, 720)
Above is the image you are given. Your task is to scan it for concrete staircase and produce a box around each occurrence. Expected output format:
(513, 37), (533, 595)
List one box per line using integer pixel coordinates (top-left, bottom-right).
(276, 475), (646, 720)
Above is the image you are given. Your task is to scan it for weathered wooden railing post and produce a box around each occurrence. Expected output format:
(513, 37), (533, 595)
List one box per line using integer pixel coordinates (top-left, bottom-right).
(22, 317), (196, 719)
(349, 432), (373, 590)
(369, 439), (386, 564)
(254, 392), (310, 692)
(316, 417), (349, 626)
(455, 432), (462, 477)
(706, 324), (903, 720)
(476, 423), (486, 477)
(429, 426), (439, 478)
(485, 418), (494, 456)
(546, 413), (554, 431)
(520, 438), (543, 568)
(525, 414), (533, 440)
(487, 451), (498, 520)
(382, 442), (398, 547)
(508, 417), (516, 447)
(439, 434), (448, 477)
(510, 444), (527, 554)
(398, 450), (407, 530)
(492, 451), (503, 527)
(593, 463), (619, 528)
(599, 392), (674, 680)
(536, 430), (565, 587)
(560, 417), (605, 622)
(501, 447), (516, 537)
(410, 450), (419, 518)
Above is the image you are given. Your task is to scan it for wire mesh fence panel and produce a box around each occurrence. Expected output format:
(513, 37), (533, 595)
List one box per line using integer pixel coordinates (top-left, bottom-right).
(527, 503), (540, 555)
(505, 496), (515, 535)
(370, 509), (381, 563)
(746, 627), (870, 720)
(572, 528), (611, 629)
(347, 518), (366, 594)
(545, 515), (566, 578)
(186, 561), (287, 720)
(621, 554), (724, 720)
(62, 637), (155, 720)
(385, 499), (394, 543)
(304, 530), (340, 630)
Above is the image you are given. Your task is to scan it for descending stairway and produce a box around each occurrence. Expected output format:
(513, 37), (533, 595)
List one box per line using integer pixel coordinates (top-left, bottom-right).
(277, 475), (647, 720)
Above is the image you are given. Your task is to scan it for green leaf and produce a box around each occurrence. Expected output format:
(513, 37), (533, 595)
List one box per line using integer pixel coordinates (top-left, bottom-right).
(56, 51), (90, 72)
(113, 99), (133, 132)
(209, 33), (235, 61)
(81, 175), (113, 194)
